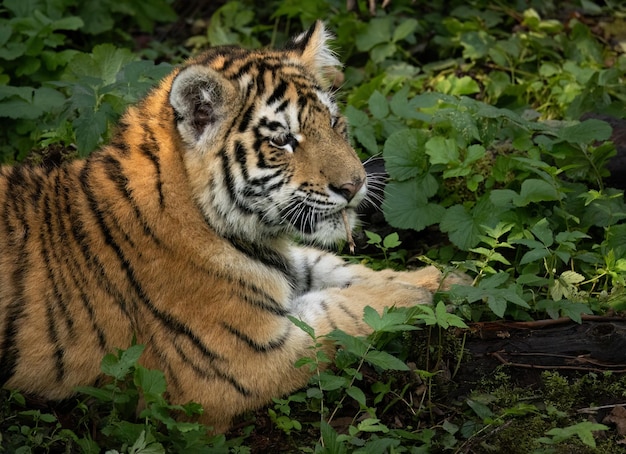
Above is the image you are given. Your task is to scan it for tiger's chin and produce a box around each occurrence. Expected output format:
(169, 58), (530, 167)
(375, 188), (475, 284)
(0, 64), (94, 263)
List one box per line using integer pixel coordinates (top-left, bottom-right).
(295, 208), (359, 249)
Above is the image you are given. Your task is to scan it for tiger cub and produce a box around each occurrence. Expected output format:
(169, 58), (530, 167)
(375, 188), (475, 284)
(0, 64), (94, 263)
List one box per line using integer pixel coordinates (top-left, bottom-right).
(0, 21), (462, 433)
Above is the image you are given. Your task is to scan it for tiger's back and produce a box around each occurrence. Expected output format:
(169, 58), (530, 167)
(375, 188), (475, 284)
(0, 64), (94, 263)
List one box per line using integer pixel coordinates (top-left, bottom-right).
(0, 22), (454, 433)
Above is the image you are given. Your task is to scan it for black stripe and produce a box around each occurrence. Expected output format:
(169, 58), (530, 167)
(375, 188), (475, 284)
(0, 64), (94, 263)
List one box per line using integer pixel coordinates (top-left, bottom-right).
(139, 125), (165, 208)
(81, 160), (226, 371)
(267, 80), (287, 105)
(41, 186), (75, 340)
(222, 322), (289, 352)
(0, 167), (31, 384)
(56, 167), (108, 350)
(79, 159), (135, 319)
(101, 155), (161, 246)
(238, 104), (254, 132)
(227, 235), (297, 289)
(320, 300), (339, 331)
(218, 149), (255, 215)
(45, 301), (65, 382)
(173, 338), (251, 397)
(337, 301), (361, 323)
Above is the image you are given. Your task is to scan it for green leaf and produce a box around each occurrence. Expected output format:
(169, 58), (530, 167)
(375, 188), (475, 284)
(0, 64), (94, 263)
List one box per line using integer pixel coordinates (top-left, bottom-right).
(101, 344), (145, 380)
(356, 17), (392, 51)
(317, 371), (349, 391)
(320, 421), (348, 454)
(368, 90), (389, 119)
(531, 218), (554, 247)
(557, 119), (612, 144)
(288, 315), (316, 339)
(356, 418), (389, 433)
(384, 178), (444, 231)
(513, 179), (561, 206)
(363, 306), (416, 333)
(467, 399), (494, 420)
(383, 129), (430, 181)
(68, 45), (136, 86)
(543, 421), (608, 448)
(329, 329), (370, 357)
(382, 232), (401, 249)
(347, 386), (367, 408)
(134, 367), (167, 401)
(364, 350), (409, 371)
(440, 197), (501, 250)
(425, 136), (459, 165)
(392, 18), (418, 42)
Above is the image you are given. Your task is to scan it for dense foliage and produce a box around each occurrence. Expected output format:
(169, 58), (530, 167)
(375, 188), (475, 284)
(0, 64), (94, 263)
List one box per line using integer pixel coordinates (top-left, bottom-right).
(1, 0), (626, 452)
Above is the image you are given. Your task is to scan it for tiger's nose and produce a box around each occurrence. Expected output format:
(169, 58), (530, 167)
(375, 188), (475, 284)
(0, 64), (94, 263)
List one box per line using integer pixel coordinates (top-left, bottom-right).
(330, 178), (365, 202)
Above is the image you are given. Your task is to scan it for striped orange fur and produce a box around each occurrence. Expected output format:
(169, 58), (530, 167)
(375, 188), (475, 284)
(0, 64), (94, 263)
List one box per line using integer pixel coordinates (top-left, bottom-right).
(0, 21), (462, 433)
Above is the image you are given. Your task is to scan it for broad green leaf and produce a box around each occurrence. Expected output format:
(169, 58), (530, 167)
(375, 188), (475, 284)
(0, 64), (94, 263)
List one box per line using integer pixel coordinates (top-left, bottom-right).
(467, 399), (494, 420)
(347, 386), (367, 408)
(382, 232), (401, 249)
(392, 18), (418, 42)
(329, 329), (370, 357)
(368, 90), (389, 119)
(357, 418), (389, 433)
(364, 350), (409, 371)
(355, 17), (392, 51)
(557, 119), (612, 144)
(68, 45), (136, 86)
(519, 248), (550, 266)
(363, 306), (416, 333)
(101, 344), (144, 380)
(440, 197), (501, 251)
(320, 421), (348, 454)
(384, 179), (445, 231)
(134, 367), (167, 400)
(371, 42), (397, 63)
(317, 372), (349, 391)
(73, 106), (111, 154)
(513, 179), (561, 206)
(460, 30), (495, 59)
(425, 136), (459, 165)
(531, 218), (554, 247)
(383, 129), (430, 181)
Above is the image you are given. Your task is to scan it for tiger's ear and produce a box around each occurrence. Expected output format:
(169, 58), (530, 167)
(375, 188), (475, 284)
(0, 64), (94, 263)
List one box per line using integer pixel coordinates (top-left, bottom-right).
(285, 20), (341, 88)
(169, 65), (234, 148)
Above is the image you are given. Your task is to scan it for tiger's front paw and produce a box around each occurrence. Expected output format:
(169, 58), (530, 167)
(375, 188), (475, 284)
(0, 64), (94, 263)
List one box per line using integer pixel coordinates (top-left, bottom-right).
(401, 265), (472, 293)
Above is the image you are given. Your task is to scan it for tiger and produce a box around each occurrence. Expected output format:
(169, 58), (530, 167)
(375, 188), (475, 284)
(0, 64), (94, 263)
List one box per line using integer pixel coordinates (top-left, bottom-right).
(0, 21), (465, 433)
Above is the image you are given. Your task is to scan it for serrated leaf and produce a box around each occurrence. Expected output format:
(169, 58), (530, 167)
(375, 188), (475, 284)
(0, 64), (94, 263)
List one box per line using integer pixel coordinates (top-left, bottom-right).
(384, 180), (445, 231)
(557, 119), (612, 144)
(514, 179), (561, 206)
(425, 136), (459, 165)
(383, 232), (401, 249)
(356, 17), (392, 51)
(383, 129), (430, 180)
(364, 350), (409, 371)
(368, 90), (389, 119)
(134, 367), (167, 400)
(318, 372), (349, 391)
(467, 399), (494, 420)
(363, 306), (416, 333)
(347, 386), (367, 408)
(519, 248), (550, 265)
(357, 418), (389, 433)
(440, 197), (501, 251)
(560, 270), (585, 285)
(69, 45), (136, 86)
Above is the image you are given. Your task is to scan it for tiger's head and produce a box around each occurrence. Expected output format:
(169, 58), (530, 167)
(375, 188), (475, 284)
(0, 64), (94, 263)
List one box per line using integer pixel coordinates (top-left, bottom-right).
(168, 21), (366, 247)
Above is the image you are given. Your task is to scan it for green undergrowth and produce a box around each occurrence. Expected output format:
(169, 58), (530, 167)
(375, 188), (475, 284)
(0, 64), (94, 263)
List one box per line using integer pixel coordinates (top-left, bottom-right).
(1, 0), (626, 452)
